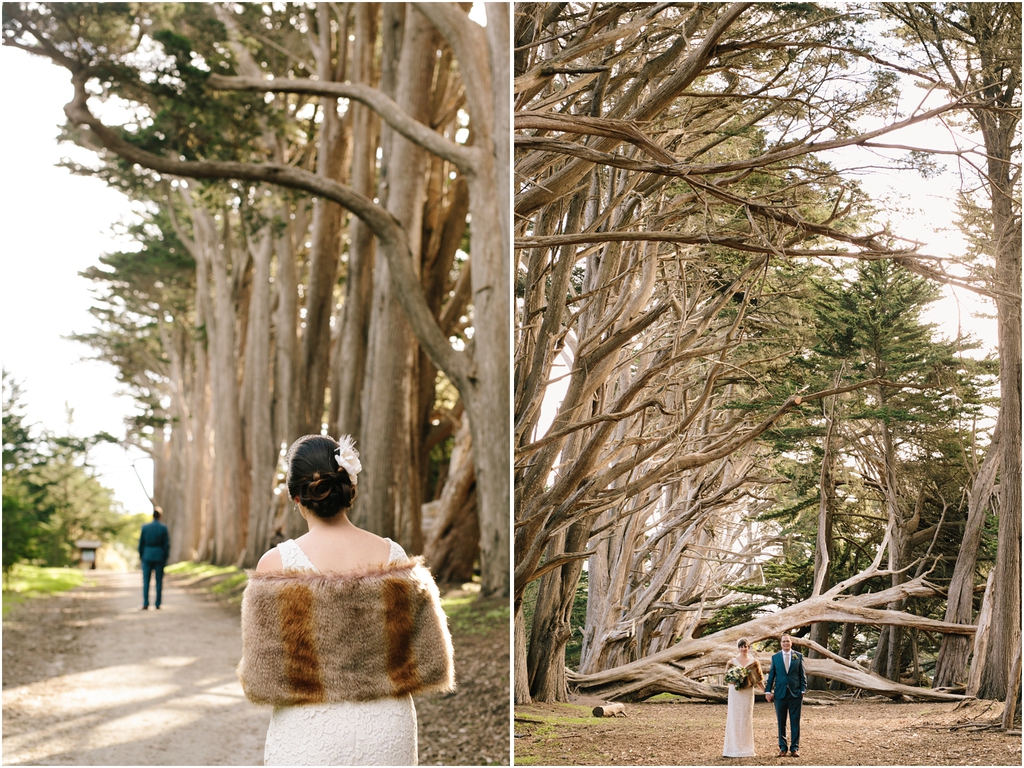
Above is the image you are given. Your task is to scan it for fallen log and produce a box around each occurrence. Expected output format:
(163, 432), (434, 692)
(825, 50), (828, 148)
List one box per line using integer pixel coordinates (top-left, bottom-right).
(593, 703), (627, 717)
(803, 658), (965, 702)
(568, 557), (976, 703)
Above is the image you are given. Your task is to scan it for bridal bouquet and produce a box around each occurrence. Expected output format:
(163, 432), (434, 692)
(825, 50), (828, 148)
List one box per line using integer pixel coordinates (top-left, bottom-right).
(725, 666), (749, 689)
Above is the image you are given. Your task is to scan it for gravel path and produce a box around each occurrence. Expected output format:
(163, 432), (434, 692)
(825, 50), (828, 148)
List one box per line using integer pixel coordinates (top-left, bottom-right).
(3, 570), (267, 765)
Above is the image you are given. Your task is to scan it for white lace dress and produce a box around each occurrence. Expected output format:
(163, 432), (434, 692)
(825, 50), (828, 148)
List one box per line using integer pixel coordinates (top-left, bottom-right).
(722, 657), (760, 758)
(263, 539), (418, 766)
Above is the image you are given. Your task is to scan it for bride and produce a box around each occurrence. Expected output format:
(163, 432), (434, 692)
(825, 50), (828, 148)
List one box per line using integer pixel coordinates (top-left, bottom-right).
(723, 638), (764, 758)
(238, 434), (455, 765)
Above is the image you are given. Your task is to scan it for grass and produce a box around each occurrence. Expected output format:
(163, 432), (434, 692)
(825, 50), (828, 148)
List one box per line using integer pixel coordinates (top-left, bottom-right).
(519, 704), (595, 726)
(165, 561), (242, 579)
(166, 561), (249, 604)
(442, 591), (510, 635)
(2, 565), (86, 619)
(648, 692), (683, 702)
(210, 572), (248, 593)
(514, 702), (603, 765)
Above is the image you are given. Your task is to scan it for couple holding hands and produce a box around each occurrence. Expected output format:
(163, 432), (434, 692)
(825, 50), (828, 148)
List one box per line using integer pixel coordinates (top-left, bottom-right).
(723, 633), (807, 759)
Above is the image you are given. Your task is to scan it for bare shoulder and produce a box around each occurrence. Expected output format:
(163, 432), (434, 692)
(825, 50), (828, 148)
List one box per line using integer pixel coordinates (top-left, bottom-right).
(256, 547), (283, 572)
(343, 526), (395, 563)
(358, 528), (395, 561)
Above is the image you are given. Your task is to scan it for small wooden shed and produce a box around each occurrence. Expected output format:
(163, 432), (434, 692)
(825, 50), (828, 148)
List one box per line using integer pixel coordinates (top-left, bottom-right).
(75, 540), (102, 569)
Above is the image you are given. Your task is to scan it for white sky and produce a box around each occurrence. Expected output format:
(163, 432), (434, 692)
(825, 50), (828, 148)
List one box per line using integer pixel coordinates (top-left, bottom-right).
(824, 82), (999, 354)
(2, 47), (154, 515)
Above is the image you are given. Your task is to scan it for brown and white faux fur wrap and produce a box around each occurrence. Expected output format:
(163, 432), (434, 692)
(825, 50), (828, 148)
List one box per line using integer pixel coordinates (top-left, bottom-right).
(238, 557), (455, 705)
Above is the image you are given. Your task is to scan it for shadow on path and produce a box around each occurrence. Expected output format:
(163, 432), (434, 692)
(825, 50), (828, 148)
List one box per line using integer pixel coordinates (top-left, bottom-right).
(2, 570), (267, 766)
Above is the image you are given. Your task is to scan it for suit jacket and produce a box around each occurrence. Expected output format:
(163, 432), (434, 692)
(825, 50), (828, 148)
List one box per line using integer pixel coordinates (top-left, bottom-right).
(765, 649), (806, 700)
(138, 520), (170, 564)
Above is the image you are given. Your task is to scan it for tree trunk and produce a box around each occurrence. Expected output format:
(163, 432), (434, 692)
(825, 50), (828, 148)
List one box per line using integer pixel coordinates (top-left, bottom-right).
(809, 389), (838, 689)
(976, 101), (1023, 703)
(424, 413), (478, 583)
(203, 208), (246, 564)
(528, 521), (589, 702)
(967, 2), (1022, 702)
(190, 255), (214, 562)
(297, 4), (349, 437)
(159, 318), (191, 563)
(515, 604), (532, 704)
(242, 225), (277, 566)
(457, 2), (512, 597)
(330, 3), (379, 440)
(273, 208), (306, 543)
(934, 426), (1002, 687)
(967, 571), (996, 697)
(1002, 646), (1022, 730)
(977, 308), (1021, 700)
(357, 6), (436, 549)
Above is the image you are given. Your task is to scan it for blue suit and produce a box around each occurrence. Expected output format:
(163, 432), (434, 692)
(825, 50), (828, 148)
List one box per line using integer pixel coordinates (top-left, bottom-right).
(138, 519), (170, 608)
(765, 649), (806, 752)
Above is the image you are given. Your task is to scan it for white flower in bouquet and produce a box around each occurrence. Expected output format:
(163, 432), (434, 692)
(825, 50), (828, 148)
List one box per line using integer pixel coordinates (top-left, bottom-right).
(725, 665), (749, 689)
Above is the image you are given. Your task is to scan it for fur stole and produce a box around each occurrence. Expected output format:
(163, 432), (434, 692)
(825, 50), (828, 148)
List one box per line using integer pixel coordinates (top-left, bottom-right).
(238, 557), (455, 705)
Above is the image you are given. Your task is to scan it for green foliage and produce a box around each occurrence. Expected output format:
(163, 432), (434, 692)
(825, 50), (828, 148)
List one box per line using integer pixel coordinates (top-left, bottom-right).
(2, 564), (85, 618)
(69, 208), (196, 446)
(700, 600), (766, 637)
(737, 258), (997, 662)
(704, 547), (824, 637)
(2, 372), (128, 573)
(563, 570), (589, 671)
(2, 483), (43, 577)
(3, 372), (54, 574)
(520, 568), (587, 669)
(112, 512), (150, 552)
(130, 21), (276, 165)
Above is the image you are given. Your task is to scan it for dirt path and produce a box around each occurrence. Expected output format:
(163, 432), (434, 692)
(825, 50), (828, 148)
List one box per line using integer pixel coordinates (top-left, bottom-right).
(3, 571), (266, 765)
(514, 698), (1022, 766)
(3, 570), (510, 766)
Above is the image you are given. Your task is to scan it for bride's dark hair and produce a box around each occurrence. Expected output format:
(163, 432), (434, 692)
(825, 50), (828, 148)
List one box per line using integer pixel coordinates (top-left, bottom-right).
(286, 435), (357, 519)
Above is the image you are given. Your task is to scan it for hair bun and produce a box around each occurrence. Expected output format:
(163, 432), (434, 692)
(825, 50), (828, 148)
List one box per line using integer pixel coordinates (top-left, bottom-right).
(287, 435), (359, 519)
(304, 474), (334, 503)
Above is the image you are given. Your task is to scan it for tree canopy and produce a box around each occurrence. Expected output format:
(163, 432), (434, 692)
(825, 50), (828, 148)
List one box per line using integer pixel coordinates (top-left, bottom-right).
(3, 2), (511, 595)
(513, 1), (1019, 707)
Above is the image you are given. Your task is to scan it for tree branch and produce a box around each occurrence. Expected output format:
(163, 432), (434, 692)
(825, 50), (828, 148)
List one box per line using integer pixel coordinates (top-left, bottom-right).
(205, 74), (480, 173)
(58, 69), (469, 392)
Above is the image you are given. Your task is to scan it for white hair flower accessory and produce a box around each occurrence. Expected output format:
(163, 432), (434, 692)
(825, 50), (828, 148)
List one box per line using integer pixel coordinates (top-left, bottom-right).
(334, 434), (362, 484)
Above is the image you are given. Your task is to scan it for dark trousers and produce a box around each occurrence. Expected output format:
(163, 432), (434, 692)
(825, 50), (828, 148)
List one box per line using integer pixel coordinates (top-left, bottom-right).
(142, 561), (165, 608)
(774, 694), (802, 750)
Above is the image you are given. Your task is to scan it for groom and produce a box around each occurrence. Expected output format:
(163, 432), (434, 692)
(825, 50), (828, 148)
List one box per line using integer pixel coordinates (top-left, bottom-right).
(765, 633), (806, 757)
